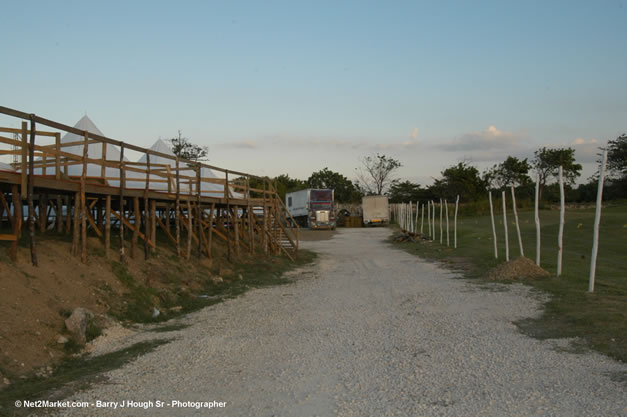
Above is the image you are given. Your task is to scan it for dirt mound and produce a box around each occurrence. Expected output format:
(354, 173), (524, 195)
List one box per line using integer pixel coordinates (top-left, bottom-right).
(487, 257), (551, 281)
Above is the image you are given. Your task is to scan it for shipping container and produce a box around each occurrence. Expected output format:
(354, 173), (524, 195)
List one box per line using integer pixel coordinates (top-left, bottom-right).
(362, 195), (389, 226)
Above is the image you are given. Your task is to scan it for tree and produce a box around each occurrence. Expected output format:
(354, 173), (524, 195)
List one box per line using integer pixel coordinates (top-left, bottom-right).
(388, 181), (431, 203)
(430, 161), (486, 202)
(483, 156), (531, 190)
(307, 168), (361, 203)
(532, 147), (582, 201)
(169, 130), (208, 161)
(604, 134), (627, 179)
(355, 154), (402, 195)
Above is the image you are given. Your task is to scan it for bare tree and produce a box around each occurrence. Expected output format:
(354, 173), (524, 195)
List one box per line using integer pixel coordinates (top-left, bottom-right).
(355, 154), (402, 195)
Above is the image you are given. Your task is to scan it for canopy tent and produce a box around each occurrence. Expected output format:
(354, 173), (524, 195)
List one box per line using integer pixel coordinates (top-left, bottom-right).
(135, 139), (243, 198)
(33, 115), (127, 179)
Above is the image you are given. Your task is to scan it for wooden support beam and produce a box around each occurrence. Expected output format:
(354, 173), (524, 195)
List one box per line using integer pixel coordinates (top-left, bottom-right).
(119, 144), (126, 263)
(155, 215), (177, 247)
(81, 131), (88, 263)
(196, 166), (202, 259)
(84, 207), (103, 238)
(207, 203), (215, 259)
(56, 195), (63, 233)
(10, 185), (21, 262)
(175, 158), (180, 257)
(72, 192), (80, 256)
(132, 197), (139, 259)
(226, 170), (231, 261)
(21, 122), (27, 195)
(111, 209), (155, 248)
(64, 195), (70, 234)
(150, 200), (156, 252)
(186, 199), (192, 259)
(55, 132), (61, 180)
(105, 195), (111, 259)
(144, 153), (150, 260)
(27, 118), (38, 266)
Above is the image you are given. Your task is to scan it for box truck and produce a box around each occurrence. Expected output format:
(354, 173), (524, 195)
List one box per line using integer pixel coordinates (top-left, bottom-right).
(362, 195), (389, 226)
(286, 189), (336, 229)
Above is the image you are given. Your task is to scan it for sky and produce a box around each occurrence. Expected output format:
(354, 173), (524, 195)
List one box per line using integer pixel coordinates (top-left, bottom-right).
(1, 0), (626, 185)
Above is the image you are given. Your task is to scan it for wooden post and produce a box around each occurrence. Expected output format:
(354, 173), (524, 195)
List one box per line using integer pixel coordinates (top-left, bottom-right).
(197, 166), (202, 259)
(454, 195), (459, 249)
(55, 132), (61, 180)
(105, 195), (111, 259)
(101, 142), (107, 179)
(263, 179), (268, 254)
(502, 191), (509, 262)
(557, 166), (565, 276)
(27, 118), (38, 266)
(234, 206), (240, 257)
(150, 200), (156, 252)
(186, 199), (192, 259)
(81, 131), (88, 263)
(10, 185), (21, 262)
(445, 199), (449, 247)
(119, 144), (126, 263)
(208, 203), (215, 259)
(21, 122), (28, 196)
(175, 158), (181, 257)
(144, 153), (150, 260)
(39, 194), (48, 233)
(510, 185), (524, 257)
(589, 150), (607, 293)
(165, 203), (171, 234)
(247, 177), (254, 253)
(534, 173), (541, 266)
(225, 170), (231, 261)
(72, 192), (80, 256)
(56, 195), (63, 233)
(132, 197), (140, 259)
(64, 195), (71, 234)
(489, 191), (498, 259)
(432, 200), (436, 240)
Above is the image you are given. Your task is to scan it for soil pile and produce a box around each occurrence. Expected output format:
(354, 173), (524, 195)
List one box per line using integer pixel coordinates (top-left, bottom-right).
(487, 257), (551, 281)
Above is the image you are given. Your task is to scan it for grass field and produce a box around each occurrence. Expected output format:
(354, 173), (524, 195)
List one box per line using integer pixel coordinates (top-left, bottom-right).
(392, 202), (627, 363)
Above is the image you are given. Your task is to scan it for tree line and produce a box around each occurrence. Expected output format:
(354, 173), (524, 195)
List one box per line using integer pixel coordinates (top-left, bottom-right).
(169, 131), (626, 205)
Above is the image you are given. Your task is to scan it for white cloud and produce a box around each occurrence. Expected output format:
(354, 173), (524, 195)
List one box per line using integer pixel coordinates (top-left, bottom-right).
(438, 125), (523, 152)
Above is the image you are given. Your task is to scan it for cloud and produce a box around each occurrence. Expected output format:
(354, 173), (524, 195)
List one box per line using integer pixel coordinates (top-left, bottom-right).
(218, 140), (258, 149)
(411, 127), (419, 140)
(570, 137), (604, 163)
(438, 125), (523, 152)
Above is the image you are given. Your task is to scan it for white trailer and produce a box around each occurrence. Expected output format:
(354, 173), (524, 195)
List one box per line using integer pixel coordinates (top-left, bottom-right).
(286, 189), (336, 229)
(362, 195), (389, 226)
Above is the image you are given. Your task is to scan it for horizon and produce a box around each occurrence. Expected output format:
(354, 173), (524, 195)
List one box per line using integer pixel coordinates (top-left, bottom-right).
(1, 1), (625, 186)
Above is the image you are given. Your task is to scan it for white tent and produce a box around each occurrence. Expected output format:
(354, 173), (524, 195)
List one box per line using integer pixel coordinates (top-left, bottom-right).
(135, 139), (242, 198)
(34, 115), (126, 179)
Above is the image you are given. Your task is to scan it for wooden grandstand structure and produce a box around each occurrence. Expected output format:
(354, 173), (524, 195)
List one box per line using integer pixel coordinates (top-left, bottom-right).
(0, 106), (299, 265)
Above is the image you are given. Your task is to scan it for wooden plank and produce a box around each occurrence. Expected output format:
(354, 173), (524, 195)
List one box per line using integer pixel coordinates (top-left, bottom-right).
(155, 215), (177, 247)
(144, 153), (150, 259)
(72, 192), (80, 256)
(132, 197), (139, 259)
(110, 209), (155, 248)
(207, 203), (215, 258)
(0, 234), (18, 241)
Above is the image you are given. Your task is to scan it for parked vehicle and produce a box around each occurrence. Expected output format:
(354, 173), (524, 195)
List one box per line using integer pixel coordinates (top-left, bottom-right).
(286, 189), (336, 229)
(362, 195), (389, 226)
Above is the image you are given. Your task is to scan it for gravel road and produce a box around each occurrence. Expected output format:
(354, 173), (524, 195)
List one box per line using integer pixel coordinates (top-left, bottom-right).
(59, 228), (626, 416)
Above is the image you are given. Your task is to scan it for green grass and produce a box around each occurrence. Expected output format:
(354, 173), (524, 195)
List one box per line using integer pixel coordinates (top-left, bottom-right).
(0, 339), (170, 417)
(392, 203), (627, 363)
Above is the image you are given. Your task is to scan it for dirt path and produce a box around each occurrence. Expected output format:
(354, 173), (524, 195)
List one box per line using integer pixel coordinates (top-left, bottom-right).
(58, 228), (626, 416)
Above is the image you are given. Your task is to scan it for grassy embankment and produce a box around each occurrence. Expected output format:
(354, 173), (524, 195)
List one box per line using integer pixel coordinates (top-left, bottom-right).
(0, 228), (316, 416)
(392, 202), (626, 363)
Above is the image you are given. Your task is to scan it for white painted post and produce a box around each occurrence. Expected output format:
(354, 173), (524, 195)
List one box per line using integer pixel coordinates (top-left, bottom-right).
(445, 199), (450, 246)
(502, 191), (509, 262)
(557, 166), (565, 276)
(510, 185), (524, 257)
(535, 174), (541, 266)
(454, 195), (459, 249)
(589, 150), (607, 293)
(489, 191), (498, 259)
(439, 198), (443, 244)
(421, 203), (424, 235)
(414, 201), (419, 234)
(427, 201), (431, 238)
(432, 200), (436, 240)
(409, 201), (414, 233)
